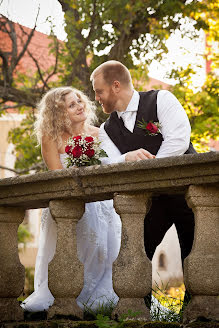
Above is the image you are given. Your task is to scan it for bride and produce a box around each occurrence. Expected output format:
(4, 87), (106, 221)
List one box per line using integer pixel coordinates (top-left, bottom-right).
(21, 86), (122, 312)
(21, 86), (171, 319)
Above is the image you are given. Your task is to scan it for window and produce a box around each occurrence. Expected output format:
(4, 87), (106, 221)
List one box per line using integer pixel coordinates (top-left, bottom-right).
(158, 252), (167, 270)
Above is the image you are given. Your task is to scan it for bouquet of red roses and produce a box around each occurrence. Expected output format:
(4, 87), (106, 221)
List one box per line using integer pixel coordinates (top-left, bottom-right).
(65, 135), (108, 167)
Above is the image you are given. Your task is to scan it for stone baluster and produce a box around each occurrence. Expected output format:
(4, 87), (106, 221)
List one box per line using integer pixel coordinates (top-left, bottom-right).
(0, 207), (25, 322)
(48, 199), (85, 319)
(184, 185), (219, 322)
(112, 193), (152, 320)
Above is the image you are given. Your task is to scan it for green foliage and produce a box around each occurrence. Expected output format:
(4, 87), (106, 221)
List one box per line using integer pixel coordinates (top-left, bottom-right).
(24, 267), (35, 297)
(18, 224), (32, 246)
(84, 298), (117, 321)
(7, 111), (43, 173)
(95, 309), (140, 328)
(59, 0), (209, 95)
(18, 267), (35, 302)
(168, 70), (219, 152)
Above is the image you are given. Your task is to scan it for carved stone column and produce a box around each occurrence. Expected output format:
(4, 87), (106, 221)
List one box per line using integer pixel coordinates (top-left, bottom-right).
(0, 207), (25, 322)
(112, 193), (152, 320)
(48, 199), (85, 319)
(184, 185), (219, 322)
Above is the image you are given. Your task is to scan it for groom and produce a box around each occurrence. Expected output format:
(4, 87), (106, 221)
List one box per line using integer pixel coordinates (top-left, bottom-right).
(90, 60), (195, 303)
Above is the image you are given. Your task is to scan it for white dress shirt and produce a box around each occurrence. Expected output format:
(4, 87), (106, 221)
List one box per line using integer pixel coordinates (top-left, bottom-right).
(99, 90), (191, 164)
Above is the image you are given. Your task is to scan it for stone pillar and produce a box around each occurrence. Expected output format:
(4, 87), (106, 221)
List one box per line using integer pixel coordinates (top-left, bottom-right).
(0, 207), (25, 322)
(48, 199), (85, 319)
(184, 185), (219, 322)
(112, 193), (152, 320)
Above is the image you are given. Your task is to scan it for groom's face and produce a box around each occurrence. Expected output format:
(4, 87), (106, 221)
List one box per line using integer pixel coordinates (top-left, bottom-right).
(92, 73), (117, 114)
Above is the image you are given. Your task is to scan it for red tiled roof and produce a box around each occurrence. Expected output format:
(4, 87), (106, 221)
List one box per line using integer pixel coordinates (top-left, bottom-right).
(0, 20), (56, 75)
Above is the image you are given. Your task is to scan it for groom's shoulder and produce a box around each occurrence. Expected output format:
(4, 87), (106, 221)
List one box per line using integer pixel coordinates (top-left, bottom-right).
(139, 89), (160, 97)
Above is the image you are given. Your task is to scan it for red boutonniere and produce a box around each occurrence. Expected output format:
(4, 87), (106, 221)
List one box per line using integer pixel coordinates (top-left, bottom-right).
(137, 118), (161, 136)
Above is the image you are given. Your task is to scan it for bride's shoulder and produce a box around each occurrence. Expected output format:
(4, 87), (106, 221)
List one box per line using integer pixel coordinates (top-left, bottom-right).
(88, 125), (99, 138)
(42, 134), (54, 147)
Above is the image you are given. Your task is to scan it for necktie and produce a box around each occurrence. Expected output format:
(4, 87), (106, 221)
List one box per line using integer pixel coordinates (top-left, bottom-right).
(120, 112), (134, 132)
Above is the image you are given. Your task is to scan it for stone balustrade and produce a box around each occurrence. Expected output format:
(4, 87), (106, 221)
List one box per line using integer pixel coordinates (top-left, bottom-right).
(0, 152), (218, 323)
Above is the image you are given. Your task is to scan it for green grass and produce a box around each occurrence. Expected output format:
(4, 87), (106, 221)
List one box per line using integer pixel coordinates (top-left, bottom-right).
(83, 296), (117, 320)
(151, 279), (184, 323)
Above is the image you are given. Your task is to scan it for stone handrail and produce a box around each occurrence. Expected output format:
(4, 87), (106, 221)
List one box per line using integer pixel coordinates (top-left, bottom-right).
(0, 152), (218, 322)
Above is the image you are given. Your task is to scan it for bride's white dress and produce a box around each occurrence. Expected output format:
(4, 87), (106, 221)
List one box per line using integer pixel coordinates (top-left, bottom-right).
(21, 153), (121, 312)
(21, 152), (172, 319)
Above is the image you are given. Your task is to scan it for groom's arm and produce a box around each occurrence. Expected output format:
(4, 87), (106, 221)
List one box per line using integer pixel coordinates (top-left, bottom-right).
(99, 125), (154, 163)
(156, 90), (191, 158)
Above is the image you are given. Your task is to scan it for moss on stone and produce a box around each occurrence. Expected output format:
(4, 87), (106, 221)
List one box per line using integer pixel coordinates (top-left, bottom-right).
(184, 322), (219, 328)
(2, 320), (218, 328)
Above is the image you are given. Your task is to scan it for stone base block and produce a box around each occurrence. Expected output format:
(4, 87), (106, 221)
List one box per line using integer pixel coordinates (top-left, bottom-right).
(112, 298), (150, 321)
(183, 295), (219, 323)
(47, 297), (83, 319)
(0, 298), (24, 322)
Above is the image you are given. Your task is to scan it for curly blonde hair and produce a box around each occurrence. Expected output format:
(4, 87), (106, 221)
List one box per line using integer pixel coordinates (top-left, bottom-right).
(34, 87), (97, 149)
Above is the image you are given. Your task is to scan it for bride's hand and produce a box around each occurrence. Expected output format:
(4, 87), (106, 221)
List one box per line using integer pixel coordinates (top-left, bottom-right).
(125, 148), (155, 162)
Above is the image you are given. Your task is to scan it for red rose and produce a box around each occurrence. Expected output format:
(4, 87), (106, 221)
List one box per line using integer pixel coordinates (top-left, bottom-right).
(146, 122), (158, 134)
(85, 136), (94, 148)
(73, 136), (82, 144)
(72, 145), (83, 158)
(65, 145), (72, 154)
(85, 136), (94, 143)
(85, 148), (95, 158)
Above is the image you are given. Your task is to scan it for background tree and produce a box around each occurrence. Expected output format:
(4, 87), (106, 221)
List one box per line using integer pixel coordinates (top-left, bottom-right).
(0, 0), (217, 174)
(166, 0), (219, 151)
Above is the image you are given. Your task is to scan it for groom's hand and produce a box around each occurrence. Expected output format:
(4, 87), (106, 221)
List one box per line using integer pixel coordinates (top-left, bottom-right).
(125, 149), (155, 162)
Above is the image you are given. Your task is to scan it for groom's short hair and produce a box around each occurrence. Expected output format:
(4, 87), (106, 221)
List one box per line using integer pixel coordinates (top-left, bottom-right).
(91, 60), (132, 86)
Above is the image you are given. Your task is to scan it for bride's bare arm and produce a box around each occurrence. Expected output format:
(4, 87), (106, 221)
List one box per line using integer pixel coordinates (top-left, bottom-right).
(41, 135), (63, 170)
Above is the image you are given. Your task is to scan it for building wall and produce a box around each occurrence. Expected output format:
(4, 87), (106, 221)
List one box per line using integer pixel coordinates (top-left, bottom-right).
(0, 113), (41, 268)
(152, 225), (183, 287)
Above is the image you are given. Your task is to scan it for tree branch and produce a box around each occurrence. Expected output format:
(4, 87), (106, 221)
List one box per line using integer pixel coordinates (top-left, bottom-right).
(0, 14), (38, 87)
(15, 8), (40, 68)
(57, 0), (71, 13)
(43, 36), (60, 90)
(0, 162), (46, 175)
(7, 18), (18, 73)
(0, 103), (26, 110)
(0, 84), (40, 108)
(18, 18), (60, 93)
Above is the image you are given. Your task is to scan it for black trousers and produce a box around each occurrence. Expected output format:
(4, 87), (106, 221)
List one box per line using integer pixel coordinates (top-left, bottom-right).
(144, 194), (195, 264)
(143, 194), (195, 308)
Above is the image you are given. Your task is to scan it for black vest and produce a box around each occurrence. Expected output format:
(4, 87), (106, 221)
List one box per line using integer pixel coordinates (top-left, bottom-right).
(104, 90), (196, 156)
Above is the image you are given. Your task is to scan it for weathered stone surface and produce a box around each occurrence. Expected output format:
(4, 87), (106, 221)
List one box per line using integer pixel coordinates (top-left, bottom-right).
(0, 319), (183, 328)
(183, 295), (219, 324)
(78, 152), (219, 197)
(0, 169), (84, 208)
(2, 318), (219, 328)
(48, 200), (85, 319)
(0, 152), (218, 208)
(0, 207), (25, 322)
(184, 185), (219, 322)
(112, 193), (152, 320)
(0, 153), (219, 323)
